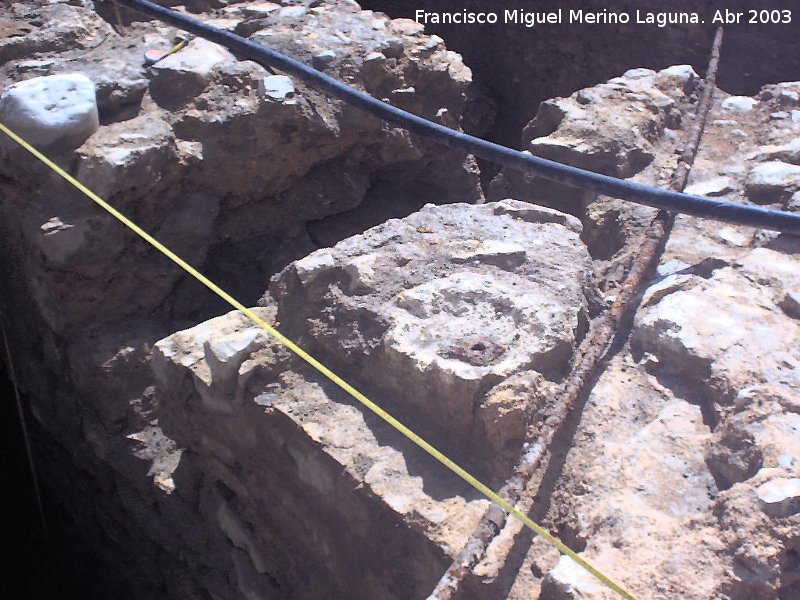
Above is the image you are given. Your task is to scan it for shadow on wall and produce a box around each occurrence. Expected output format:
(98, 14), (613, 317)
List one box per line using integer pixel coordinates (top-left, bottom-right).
(361, 0), (800, 148)
(0, 362), (134, 600)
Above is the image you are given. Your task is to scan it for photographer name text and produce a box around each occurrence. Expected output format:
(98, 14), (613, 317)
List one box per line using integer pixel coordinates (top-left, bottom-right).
(414, 8), (792, 28)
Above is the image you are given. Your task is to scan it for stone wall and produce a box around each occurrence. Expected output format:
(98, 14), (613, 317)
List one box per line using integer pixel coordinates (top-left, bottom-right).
(0, 1), (798, 599)
(0, 1), (488, 596)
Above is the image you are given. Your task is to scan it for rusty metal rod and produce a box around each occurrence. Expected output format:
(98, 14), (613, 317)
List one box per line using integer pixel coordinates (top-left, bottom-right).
(427, 27), (725, 600)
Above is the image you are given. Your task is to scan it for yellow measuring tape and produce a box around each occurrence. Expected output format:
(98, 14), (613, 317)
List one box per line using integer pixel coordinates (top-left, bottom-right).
(0, 121), (637, 600)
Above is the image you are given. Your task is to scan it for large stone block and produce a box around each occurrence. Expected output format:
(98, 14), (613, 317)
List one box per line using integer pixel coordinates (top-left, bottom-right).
(0, 72), (99, 151)
(271, 200), (592, 467)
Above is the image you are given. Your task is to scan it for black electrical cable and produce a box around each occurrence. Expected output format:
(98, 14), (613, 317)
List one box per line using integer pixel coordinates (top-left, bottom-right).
(115, 0), (800, 234)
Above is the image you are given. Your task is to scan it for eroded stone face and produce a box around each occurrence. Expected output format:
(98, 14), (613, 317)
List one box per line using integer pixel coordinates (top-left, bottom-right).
(148, 38), (238, 110)
(0, 2), (494, 597)
(152, 307), (491, 600)
(633, 258), (800, 413)
(522, 66), (694, 179)
(270, 200), (592, 462)
(0, 72), (99, 151)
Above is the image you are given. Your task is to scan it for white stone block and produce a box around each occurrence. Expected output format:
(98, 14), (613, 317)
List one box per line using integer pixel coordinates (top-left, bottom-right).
(0, 73), (98, 150)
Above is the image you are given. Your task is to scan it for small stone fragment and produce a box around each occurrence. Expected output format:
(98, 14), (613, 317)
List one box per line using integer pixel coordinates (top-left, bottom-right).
(493, 199), (583, 233)
(746, 161), (800, 202)
(391, 86), (415, 97)
(38, 216), (89, 264)
(756, 478), (800, 517)
(640, 274), (696, 309)
(240, 2), (280, 17)
(716, 227), (751, 247)
(257, 75), (295, 102)
(312, 49), (336, 69)
(684, 176), (734, 197)
(148, 39), (236, 108)
(788, 191), (800, 212)
(656, 259), (691, 277)
(721, 96), (758, 114)
(747, 138), (800, 164)
(291, 249), (336, 286)
(655, 64), (697, 93)
(778, 89), (800, 106)
(540, 555), (604, 600)
(622, 68), (656, 80)
(275, 6), (307, 20)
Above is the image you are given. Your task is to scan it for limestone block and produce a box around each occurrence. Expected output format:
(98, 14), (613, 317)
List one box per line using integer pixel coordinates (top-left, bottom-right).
(54, 54), (148, 118)
(152, 308), (490, 600)
(0, 73), (98, 151)
(523, 71), (685, 178)
(148, 39), (237, 109)
(632, 264), (800, 413)
(271, 201), (592, 463)
(74, 114), (175, 198)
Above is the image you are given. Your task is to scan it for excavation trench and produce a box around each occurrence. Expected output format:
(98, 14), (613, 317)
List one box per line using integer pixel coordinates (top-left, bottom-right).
(1, 1), (799, 599)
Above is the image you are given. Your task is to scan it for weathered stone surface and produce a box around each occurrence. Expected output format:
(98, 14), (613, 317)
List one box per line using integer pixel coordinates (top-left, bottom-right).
(747, 138), (800, 164)
(632, 263), (800, 414)
(53, 53), (149, 122)
(270, 201), (592, 472)
(486, 65), (696, 278)
(0, 0), (486, 335)
(0, 73), (99, 151)
(757, 477), (800, 517)
(152, 308), (490, 599)
(2, 2), (798, 592)
(654, 64), (698, 93)
(503, 75), (800, 600)
(148, 38), (238, 109)
(746, 161), (800, 202)
(257, 74), (295, 102)
(519, 66), (691, 179)
(0, 3), (111, 65)
(540, 555), (607, 600)
(74, 114), (176, 198)
(684, 175), (735, 197)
